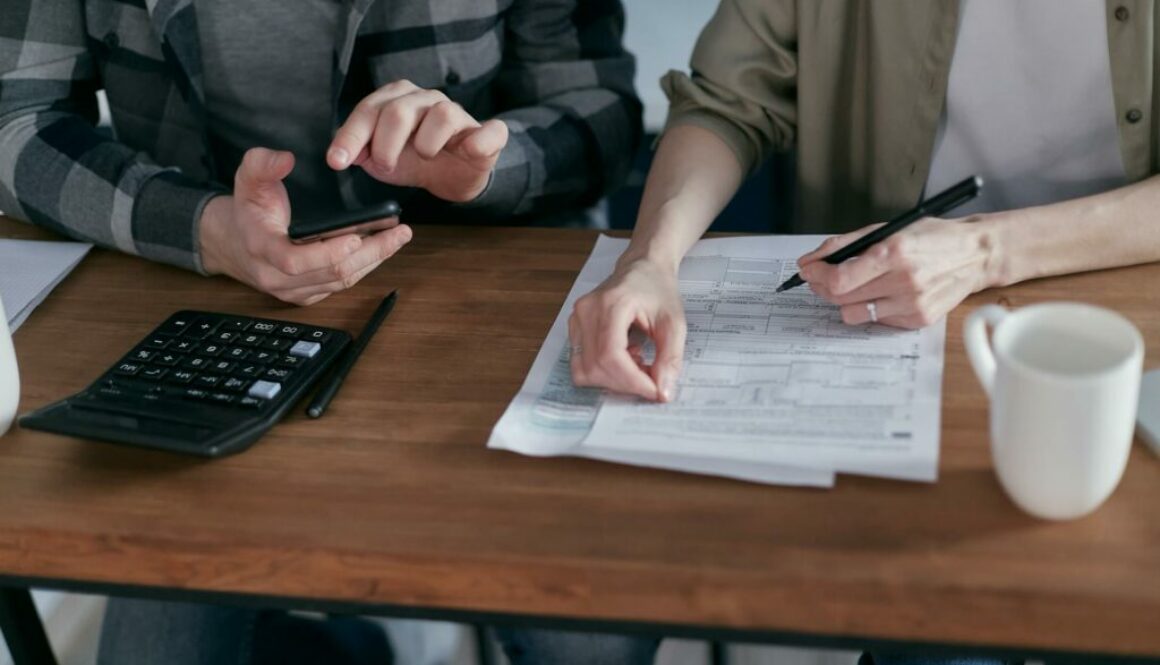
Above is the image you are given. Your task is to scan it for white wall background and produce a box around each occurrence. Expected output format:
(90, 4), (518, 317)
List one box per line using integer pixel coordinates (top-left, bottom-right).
(624, 0), (718, 132)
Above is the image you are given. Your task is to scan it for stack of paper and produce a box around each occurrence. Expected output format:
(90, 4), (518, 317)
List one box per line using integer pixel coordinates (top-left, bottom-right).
(0, 239), (91, 332)
(488, 235), (946, 487)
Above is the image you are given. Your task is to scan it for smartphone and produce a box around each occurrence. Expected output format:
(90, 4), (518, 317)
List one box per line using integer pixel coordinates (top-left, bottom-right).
(288, 201), (402, 244)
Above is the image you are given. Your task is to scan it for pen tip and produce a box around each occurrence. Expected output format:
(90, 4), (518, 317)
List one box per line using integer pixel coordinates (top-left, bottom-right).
(307, 407), (322, 419)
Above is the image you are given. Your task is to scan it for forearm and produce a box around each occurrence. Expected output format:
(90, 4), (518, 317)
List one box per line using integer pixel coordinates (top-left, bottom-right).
(0, 112), (220, 272)
(618, 124), (745, 272)
(982, 175), (1160, 288)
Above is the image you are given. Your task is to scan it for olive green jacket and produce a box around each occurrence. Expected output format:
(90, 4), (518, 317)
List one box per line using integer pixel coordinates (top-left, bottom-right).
(663, 0), (1158, 233)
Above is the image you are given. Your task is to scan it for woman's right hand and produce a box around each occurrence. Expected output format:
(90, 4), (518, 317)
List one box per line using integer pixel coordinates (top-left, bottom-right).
(568, 257), (687, 402)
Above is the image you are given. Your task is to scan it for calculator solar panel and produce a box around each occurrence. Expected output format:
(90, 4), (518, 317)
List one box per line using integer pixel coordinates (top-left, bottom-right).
(20, 311), (351, 457)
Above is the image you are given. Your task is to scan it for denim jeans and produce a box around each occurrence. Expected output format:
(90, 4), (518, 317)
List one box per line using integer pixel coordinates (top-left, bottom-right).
(98, 598), (660, 665)
(97, 599), (393, 665)
(493, 626), (659, 665)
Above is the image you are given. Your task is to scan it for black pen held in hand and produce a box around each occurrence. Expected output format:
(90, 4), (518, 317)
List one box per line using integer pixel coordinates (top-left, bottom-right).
(775, 175), (983, 293)
(306, 290), (398, 418)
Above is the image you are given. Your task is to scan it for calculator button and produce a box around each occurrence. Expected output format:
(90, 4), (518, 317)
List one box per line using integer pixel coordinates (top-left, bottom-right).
(208, 392), (236, 405)
(238, 333), (265, 347)
(209, 360), (235, 374)
(168, 370), (197, 384)
(251, 321), (278, 334)
(157, 316), (194, 336)
(114, 362), (143, 376)
(225, 347), (250, 360)
(251, 350), (277, 364)
(182, 317), (219, 339)
(277, 355), (304, 369)
(238, 396), (264, 409)
(199, 343), (225, 357)
(261, 337), (293, 352)
(277, 324), (303, 338)
(145, 336), (171, 349)
(263, 367), (293, 381)
(235, 364), (264, 378)
(140, 367), (168, 381)
(212, 331), (238, 344)
(183, 357), (210, 370)
(180, 388), (211, 401)
(221, 377), (250, 393)
(171, 339), (198, 353)
(248, 380), (282, 400)
(155, 353), (182, 366)
(303, 329), (331, 343)
(289, 341), (321, 359)
(219, 318), (251, 332)
(130, 349), (156, 362)
(194, 374), (222, 388)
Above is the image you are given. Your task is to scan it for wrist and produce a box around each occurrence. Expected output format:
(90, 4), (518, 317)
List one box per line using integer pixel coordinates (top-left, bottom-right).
(198, 195), (233, 276)
(616, 213), (692, 276)
(972, 213), (1013, 290)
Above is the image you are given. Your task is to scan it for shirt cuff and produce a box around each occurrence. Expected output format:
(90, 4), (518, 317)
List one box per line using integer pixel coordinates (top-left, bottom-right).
(132, 171), (226, 275)
(451, 133), (531, 218)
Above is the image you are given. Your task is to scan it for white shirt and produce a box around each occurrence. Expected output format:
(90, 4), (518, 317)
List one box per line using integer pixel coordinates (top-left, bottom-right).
(925, 0), (1127, 215)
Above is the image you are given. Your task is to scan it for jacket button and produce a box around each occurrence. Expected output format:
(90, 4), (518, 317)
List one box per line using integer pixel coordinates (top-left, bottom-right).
(1126, 108), (1143, 124)
(1115, 6), (1130, 21)
(104, 33), (120, 48)
(445, 69), (461, 86)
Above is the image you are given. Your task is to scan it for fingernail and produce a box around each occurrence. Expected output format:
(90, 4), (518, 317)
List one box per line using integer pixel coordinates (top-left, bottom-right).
(267, 152), (282, 170)
(347, 237), (361, 252)
(661, 376), (678, 402)
(329, 147), (348, 168)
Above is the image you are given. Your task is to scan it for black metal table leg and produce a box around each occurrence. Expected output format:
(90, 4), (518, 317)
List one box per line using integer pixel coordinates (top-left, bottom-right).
(473, 623), (495, 665)
(710, 640), (729, 665)
(0, 587), (57, 665)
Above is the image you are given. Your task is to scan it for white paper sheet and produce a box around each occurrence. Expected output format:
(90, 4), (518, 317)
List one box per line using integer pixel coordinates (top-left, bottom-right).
(0, 239), (91, 332)
(489, 236), (834, 487)
(582, 236), (945, 482)
(489, 234), (947, 485)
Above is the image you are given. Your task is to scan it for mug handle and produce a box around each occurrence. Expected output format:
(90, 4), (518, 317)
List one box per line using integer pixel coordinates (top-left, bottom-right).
(963, 305), (1008, 398)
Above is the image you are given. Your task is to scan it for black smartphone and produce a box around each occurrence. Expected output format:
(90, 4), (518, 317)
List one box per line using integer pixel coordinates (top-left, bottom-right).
(288, 201), (402, 244)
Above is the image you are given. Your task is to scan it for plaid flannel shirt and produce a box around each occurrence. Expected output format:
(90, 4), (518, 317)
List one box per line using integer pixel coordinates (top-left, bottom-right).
(0, 0), (642, 272)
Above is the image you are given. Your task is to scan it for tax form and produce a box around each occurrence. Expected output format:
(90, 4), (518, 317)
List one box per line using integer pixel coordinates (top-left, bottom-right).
(489, 235), (946, 485)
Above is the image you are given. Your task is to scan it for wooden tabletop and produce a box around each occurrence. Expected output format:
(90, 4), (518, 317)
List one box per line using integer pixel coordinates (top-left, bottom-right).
(1, 218), (1159, 659)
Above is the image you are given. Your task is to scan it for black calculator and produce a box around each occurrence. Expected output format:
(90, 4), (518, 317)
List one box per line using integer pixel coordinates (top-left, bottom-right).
(20, 311), (351, 457)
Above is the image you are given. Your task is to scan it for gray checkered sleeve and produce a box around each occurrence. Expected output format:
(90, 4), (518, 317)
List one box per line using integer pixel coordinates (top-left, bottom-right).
(465, 0), (642, 218)
(0, 0), (218, 273)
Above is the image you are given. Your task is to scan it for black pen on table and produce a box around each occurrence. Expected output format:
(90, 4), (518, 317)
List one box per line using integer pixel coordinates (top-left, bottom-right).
(306, 290), (398, 418)
(774, 175), (984, 293)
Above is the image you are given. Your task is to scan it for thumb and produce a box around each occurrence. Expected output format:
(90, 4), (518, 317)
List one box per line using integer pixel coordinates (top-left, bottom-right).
(455, 120), (509, 164)
(235, 148), (294, 208)
(650, 314), (687, 402)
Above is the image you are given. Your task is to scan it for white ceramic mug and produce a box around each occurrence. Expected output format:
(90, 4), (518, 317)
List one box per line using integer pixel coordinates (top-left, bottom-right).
(964, 302), (1143, 520)
(0, 295), (18, 436)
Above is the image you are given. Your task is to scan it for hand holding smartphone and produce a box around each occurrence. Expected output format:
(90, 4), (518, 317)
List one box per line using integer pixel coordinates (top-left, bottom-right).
(288, 201), (402, 244)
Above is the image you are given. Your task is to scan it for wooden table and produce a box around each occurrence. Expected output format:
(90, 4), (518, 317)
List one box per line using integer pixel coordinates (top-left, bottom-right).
(1, 217), (1158, 665)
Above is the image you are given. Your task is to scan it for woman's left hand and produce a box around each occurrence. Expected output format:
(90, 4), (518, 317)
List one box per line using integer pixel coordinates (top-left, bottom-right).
(797, 217), (998, 329)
